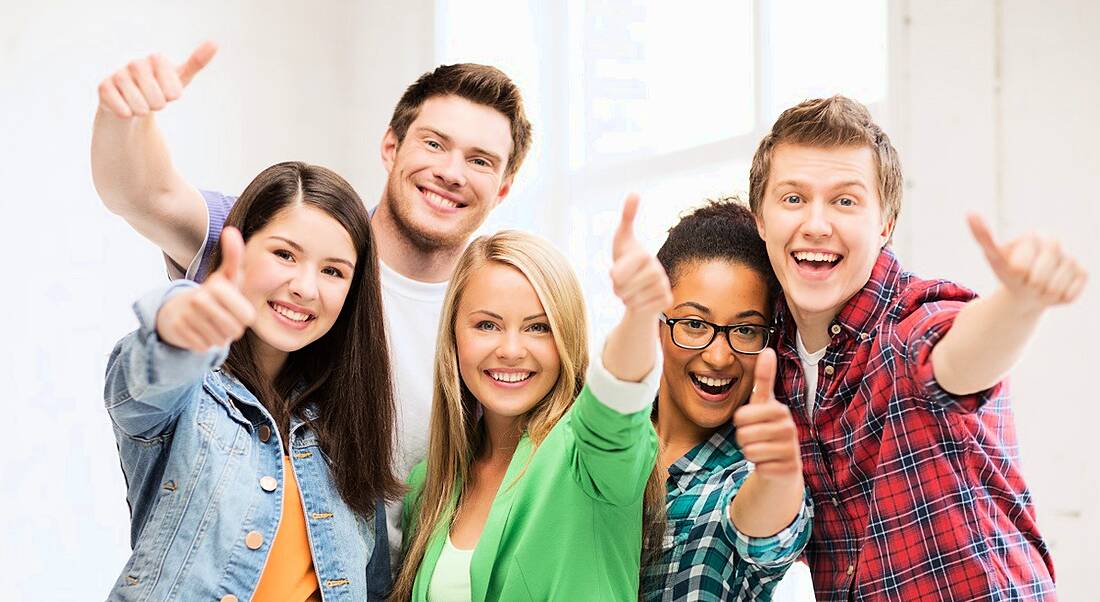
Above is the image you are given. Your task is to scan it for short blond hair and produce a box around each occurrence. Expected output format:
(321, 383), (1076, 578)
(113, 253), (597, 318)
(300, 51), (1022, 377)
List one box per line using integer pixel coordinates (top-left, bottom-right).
(749, 95), (903, 235)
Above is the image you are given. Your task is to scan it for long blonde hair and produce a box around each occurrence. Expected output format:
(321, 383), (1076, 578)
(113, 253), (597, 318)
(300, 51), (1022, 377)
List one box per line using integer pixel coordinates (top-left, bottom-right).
(391, 230), (589, 600)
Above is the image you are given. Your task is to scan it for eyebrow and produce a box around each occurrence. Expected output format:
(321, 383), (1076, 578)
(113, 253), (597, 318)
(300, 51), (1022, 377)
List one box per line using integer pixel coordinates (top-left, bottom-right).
(268, 236), (355, 269)
(417, 126), (506, 166)
(672, 302), (768, 321)
(470, 310), (548, 322)
(773, 179), (868, 192)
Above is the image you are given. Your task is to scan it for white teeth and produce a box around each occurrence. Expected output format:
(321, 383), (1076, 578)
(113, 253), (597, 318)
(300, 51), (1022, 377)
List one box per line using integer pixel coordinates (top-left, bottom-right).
(488, 371), (533, 383)
(425, 190), (459, 209)
(272, 304), (311, 322)
(793, 251), (840, 263)
(695, 375), (732, 387)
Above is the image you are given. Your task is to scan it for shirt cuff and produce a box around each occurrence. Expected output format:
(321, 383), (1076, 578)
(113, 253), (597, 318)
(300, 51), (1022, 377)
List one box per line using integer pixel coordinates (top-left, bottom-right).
(585, 341), (662, 414)
(722, 479), (814, 569)
(905, 306), (998, 413)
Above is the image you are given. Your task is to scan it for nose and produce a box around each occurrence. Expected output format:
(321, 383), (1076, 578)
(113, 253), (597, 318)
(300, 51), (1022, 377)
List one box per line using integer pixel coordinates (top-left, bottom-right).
(701, 332), (736, 369)
(288, 268), (319, 302)
(800, 199), (832, 239)
(435, 151), (467, 188)
(495, 329), (528, 362)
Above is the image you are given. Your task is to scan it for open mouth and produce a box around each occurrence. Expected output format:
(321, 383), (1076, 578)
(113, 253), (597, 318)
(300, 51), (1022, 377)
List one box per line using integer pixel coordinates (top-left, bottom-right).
(419, 186), (466, 211)
(485, 370), (535, 385)
(268, 301), (316, 326)
(791, 250), (842, 273)
(690, 372), (736, 396)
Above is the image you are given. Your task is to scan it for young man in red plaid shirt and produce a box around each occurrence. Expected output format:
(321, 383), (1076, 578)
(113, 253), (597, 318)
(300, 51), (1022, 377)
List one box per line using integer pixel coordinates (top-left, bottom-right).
(748, 96), (1087, 601)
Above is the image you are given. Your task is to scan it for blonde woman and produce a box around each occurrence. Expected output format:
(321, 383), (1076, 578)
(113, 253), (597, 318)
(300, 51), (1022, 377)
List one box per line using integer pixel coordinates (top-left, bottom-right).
(392, 196), (672, 601)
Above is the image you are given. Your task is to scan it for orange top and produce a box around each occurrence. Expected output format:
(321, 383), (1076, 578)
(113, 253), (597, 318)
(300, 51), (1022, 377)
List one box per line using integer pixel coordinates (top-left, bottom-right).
(253, 457), (322, 602)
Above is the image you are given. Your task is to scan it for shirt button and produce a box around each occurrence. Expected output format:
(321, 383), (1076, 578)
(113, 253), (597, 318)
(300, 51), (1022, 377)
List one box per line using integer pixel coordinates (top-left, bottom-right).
(859, 332), (870, 341)
(245, 531), (264, 550)
(258, 425), (272, 443)
(823, 365), (835, 376)
(846, 564), (855, 576)
(830, 324), (842, 335)
(831, 497), (840, 506)
(259, 476), (278, 492)
(220, 596), (239, 602)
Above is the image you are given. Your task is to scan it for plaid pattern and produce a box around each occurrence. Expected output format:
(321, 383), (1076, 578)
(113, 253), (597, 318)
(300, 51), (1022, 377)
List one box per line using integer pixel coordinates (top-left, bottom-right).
(643, 424), (812, 601)
(775, 248), (1056, 601)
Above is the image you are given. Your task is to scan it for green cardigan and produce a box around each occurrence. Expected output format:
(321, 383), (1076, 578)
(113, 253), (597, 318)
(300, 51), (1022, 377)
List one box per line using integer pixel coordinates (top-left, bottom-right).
(402, 383), (658, 601)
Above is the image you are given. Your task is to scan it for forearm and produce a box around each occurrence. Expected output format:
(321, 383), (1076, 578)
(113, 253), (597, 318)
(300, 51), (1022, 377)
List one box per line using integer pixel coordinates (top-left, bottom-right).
(729, 471), (804, 538)
(91, 108), (186, 215)
(931, 286), (1042, 395)
(601, 309), (658, 382)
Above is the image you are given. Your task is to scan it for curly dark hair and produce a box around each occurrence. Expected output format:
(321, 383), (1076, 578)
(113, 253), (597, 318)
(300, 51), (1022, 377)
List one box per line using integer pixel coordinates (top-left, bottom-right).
(656, 195), (778, 303)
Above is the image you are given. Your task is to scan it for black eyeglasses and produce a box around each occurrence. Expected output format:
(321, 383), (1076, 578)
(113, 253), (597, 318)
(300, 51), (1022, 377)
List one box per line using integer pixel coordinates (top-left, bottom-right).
(660, 314), (775, 355)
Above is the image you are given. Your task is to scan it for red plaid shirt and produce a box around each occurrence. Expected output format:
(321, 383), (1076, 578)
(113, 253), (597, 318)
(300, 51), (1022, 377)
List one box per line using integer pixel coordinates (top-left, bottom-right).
(775, 248), (1056, 601)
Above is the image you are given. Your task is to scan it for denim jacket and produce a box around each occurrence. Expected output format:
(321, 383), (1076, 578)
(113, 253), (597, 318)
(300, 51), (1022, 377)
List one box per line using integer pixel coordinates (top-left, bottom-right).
(103, 281), (390, 601)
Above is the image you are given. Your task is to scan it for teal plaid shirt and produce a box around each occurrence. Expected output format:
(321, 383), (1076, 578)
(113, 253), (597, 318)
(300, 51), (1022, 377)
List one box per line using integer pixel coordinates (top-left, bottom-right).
(643, 424), (813, 601)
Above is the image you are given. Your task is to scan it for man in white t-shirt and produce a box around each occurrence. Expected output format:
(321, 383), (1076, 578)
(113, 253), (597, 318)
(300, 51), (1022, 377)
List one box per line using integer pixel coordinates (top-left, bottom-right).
(91, 41), (531, 562)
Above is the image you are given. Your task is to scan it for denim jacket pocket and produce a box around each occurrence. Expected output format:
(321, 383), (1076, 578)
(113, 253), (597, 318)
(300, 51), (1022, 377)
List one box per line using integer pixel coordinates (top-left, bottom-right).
(195, 395), (252, 455)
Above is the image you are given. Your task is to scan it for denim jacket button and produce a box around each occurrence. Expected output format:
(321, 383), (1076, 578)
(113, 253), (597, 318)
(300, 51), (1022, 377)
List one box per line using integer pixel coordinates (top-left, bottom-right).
(259, 476), (278, 492)
(258, 425), (272, 443)
(220, 596), (239, 602)
(245, 531), (264, 550)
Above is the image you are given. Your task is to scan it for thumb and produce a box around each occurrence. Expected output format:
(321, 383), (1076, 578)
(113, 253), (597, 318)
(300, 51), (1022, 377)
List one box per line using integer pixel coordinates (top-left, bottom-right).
(217, 227), (246, 286)
(177, 40), (218, 87)
(749, 348), (777, 405)
(967, 213), (1008, 275)
(612, 193), (640, 259)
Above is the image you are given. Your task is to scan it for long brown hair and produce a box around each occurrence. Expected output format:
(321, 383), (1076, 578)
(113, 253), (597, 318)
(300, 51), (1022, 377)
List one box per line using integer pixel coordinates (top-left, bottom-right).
(390, 230), (589, 600)
(209, 161), (401, 513)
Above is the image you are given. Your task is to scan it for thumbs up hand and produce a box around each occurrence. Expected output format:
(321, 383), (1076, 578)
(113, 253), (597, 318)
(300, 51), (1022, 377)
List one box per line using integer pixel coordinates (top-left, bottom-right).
(733, 349), (802, 479)
(98, 41), (218, 119)
(967, 214), (1088, 312)
(599, 195), (673, 383)
(609, 194), (673, 318)
(156, 227), (256, 352)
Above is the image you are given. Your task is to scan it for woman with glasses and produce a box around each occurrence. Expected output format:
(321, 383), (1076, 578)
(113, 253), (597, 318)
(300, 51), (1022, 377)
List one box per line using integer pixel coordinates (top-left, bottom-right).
(640, 198), (813, 601)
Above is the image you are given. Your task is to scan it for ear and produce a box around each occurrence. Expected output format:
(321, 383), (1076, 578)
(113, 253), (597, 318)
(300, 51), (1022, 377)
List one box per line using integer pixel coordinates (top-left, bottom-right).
(755, 213), (766, 241)
(381, 128), (399, 174)
(879, 218), (895, 248)
(492, 175), (514, 209)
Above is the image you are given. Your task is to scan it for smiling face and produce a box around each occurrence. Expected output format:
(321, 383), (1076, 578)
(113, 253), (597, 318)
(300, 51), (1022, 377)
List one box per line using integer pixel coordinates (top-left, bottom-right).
(756, 143), (892, 329)
(454, 262), (561, 424)
(240, 204), (357, 363)
(659, 260), (772, 431)
(381, 95), (515, 252)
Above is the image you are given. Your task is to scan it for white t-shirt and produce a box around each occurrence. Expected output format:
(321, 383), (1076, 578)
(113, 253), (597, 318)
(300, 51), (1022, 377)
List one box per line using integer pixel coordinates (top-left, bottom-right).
(378, 259), (448, 560)
(795, 330), (828, 419)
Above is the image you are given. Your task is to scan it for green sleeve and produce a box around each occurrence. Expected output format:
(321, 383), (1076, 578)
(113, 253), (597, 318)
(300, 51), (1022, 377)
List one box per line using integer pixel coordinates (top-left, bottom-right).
(567, 383), (658, 506)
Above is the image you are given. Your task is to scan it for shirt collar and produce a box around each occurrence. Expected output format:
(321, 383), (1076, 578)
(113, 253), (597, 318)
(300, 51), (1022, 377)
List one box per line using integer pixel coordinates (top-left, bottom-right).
(667, 423), (741, 491)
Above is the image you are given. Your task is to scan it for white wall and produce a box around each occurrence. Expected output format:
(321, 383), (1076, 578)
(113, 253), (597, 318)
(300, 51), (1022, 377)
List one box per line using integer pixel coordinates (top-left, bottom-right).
(0, 1), (433, 598)
(892, 1), (1099, 598)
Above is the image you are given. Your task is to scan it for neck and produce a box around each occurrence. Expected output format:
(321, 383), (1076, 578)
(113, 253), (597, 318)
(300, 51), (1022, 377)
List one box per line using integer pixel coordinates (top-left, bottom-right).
(250, 334), (288, 383)
(371, 197), (467, 283)
(479, 409), (523, 464)
(654, 387), (717, 469)
(790, 306), (836, 353)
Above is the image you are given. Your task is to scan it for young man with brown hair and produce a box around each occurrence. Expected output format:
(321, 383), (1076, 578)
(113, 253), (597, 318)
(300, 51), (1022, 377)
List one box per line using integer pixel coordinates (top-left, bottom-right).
(91, 42), (532, 562)
(749, 95), (1085, 600)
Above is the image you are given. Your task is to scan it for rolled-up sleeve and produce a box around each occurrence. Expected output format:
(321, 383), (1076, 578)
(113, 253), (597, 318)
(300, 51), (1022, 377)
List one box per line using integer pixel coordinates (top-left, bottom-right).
(722, 478), (814, 570)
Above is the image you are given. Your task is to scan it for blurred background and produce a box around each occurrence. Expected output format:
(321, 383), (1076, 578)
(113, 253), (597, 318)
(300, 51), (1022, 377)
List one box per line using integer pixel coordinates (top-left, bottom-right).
(1, 0), (1096, 599)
